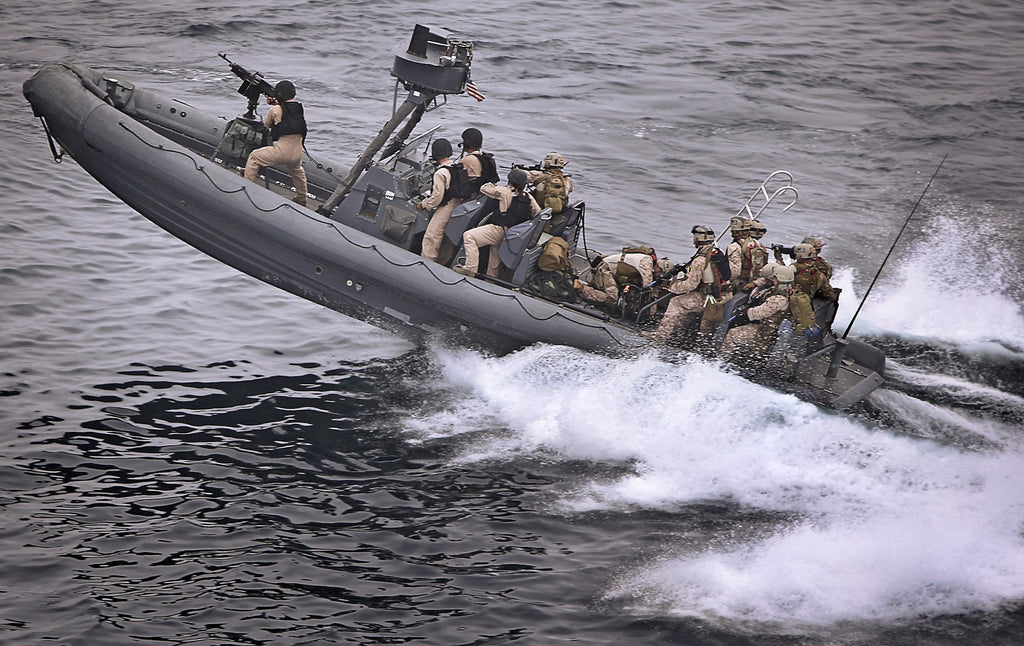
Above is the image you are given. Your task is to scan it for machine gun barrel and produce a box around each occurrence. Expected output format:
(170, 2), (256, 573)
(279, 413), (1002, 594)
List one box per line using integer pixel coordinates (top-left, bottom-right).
(219, 52), (277, 119)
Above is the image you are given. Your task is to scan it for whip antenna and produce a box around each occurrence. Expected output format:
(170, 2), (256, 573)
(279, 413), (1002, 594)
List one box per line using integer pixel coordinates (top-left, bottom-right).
(841, 153), (948, 339)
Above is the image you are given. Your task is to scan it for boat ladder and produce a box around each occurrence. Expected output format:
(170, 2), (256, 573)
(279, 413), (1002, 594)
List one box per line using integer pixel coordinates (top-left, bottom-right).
(719, 170), (799, 242)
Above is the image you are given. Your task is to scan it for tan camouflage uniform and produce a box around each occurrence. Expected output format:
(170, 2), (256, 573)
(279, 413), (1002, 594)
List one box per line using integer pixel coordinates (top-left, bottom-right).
(719, 290), (790, 360)
(655, 248), (710, 342)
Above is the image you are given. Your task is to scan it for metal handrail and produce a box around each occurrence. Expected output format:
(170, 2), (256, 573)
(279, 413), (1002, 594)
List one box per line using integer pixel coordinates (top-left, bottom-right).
(717, 170), (799, 243)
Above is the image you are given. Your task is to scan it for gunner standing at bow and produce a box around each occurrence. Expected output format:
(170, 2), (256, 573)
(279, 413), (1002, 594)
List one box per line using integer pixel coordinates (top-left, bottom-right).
(243, 80), (309, 206)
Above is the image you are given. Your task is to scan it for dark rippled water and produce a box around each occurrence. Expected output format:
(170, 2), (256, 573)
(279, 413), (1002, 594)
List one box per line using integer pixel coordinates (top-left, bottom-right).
(4, 1), (1024, 644)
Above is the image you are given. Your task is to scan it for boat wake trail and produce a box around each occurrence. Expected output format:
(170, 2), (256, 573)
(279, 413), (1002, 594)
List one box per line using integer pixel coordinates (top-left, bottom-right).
(401, 337), (1024, 634)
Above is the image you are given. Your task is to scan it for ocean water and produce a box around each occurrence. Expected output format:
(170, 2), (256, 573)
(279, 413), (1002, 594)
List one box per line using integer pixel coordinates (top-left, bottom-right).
(3, 0), (1024, 644)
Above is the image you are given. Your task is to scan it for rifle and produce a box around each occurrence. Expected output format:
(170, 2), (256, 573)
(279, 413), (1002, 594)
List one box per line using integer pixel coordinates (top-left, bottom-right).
(220, 53), (278, 119)
(511, 162), (543, 172)
(771, 244), (795, 264)
(659, 259), (692, 283)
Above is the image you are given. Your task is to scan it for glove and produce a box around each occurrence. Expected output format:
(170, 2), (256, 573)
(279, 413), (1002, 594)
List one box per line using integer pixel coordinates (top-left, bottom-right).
(803, 326), (821, 338)
(729, 310), (751, 326)
(662, 263), (686, 282)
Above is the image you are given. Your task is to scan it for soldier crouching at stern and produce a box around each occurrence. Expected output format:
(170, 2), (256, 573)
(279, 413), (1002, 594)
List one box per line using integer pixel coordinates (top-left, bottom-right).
(719, 263), (795, 365)
(655, 224), (724, 346)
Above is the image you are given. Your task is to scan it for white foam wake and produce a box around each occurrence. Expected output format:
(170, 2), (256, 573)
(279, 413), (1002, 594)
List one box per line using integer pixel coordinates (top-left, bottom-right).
(403, 341), (1024, 629)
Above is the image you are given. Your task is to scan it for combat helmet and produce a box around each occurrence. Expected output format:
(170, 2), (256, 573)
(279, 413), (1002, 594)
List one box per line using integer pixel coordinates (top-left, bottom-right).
(460, 127), (483, 150)
(543, 152), (566, 169)
(793, 243), (816, 260)
(507, 167), (528, 188)
(760, 262), (781, 279)
(431, 138), (453, 161)
(729, 216), (750, 235)
(774, 265), (796, 284)
(273, 80), (296, 101)
(691, 225), (715, 245)
(801, 236), (824, 253)
(748, 220), (767, 239)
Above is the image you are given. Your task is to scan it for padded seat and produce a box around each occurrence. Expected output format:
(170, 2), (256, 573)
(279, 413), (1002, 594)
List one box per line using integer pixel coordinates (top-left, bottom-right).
(497, 210), (552, 285)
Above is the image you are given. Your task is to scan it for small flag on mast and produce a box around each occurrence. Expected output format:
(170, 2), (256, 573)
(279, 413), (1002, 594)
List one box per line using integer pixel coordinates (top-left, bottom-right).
(465, 80), (485, 102)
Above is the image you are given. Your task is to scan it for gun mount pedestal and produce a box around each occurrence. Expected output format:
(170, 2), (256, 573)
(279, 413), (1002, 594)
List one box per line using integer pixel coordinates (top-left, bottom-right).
(319, 24), (474, 217)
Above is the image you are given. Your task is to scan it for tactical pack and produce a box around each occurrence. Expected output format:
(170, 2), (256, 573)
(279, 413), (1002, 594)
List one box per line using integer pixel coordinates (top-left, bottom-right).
(446, 162), (474, 201)
(743, 242), (768, 282)
(611, 246), (657, 287)
(711, 247), (732, 282)
(788, 291), (817, 333)
(214, 118), (267, 168)
(534, 170), (569, 214)
(614, 262), (643, 288)
(537, 236), (571, 272)
(476, 151), (499, 186)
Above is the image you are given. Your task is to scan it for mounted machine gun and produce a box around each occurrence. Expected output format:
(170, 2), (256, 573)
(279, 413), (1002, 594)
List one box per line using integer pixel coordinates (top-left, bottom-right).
(219, 53), (279, 120)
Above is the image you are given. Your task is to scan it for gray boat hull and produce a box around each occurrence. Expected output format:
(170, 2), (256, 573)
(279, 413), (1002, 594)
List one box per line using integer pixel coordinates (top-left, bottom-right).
(23, 63), (646, 356)
(23, 62), (883, 408)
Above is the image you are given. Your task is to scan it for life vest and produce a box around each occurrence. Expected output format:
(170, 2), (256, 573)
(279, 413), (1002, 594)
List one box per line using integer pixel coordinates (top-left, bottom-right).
(270, 101), (306, 140)
(532, 169), (570, 214)
(434, 164), (456, 205)
(492, 193), (533, 228)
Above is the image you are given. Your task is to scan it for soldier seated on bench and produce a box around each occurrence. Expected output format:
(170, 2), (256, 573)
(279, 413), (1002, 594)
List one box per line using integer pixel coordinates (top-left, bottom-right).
(455, 168), (540, 277)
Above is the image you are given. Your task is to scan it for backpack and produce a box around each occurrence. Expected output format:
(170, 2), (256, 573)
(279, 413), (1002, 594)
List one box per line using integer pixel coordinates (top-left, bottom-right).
(446, 161), (474, 201)
(538, 236), (571, 272)
(534, 170), (570, 214)
(476, 152), (499, 186)
(525, 269), (579, 303)
(611, 246), (657, 287)
(789, 291), (817, 333)
(710, 247), (731, 282)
